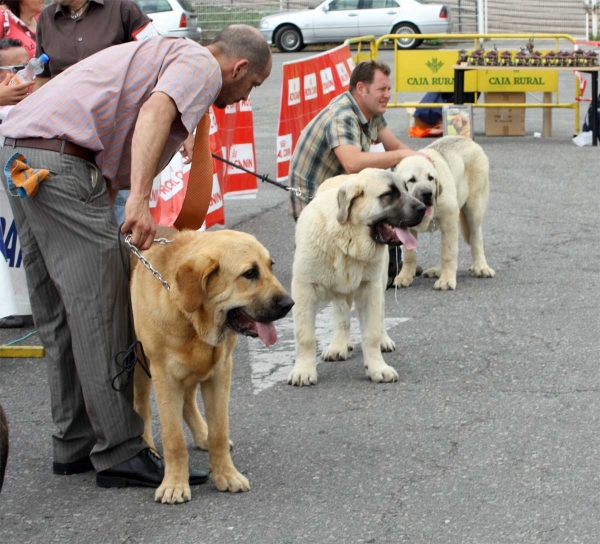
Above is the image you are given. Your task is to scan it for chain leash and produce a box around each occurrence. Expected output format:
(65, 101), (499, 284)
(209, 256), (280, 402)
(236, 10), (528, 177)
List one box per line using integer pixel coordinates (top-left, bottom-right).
(124, 234), (173, 291)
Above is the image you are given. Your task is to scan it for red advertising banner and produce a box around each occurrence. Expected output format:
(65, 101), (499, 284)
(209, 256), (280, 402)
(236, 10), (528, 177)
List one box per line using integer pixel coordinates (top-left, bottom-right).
(213, 99), (258, 199)
(276, 45), (355, 181)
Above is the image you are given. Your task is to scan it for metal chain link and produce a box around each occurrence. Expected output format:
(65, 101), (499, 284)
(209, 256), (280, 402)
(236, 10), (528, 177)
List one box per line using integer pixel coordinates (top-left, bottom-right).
(124, 234), (172, 291)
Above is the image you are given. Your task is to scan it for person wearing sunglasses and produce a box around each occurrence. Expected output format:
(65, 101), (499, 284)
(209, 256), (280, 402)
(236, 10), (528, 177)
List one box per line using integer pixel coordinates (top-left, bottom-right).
(0, 38), (30, 110)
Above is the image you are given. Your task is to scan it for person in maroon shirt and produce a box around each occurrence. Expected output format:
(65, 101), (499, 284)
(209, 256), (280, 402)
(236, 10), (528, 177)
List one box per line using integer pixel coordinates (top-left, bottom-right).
(34, 0), (150, 87)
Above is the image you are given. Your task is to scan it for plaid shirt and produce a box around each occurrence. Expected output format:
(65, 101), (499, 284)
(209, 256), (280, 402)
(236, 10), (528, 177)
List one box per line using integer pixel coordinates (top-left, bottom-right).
(289, 91), (387, 219)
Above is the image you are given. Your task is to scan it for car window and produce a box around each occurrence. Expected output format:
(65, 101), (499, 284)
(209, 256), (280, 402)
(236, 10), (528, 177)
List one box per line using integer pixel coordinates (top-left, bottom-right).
(364, 0), (399, 7)
(176, 0), (195, 12)
(134, 0), (172, 14)
(329, 0), (360, 11)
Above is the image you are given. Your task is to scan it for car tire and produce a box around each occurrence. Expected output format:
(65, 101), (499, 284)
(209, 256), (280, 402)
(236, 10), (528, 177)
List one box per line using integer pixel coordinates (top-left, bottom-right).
(392, 23), (423, 50)
(274, 25), (304, 53)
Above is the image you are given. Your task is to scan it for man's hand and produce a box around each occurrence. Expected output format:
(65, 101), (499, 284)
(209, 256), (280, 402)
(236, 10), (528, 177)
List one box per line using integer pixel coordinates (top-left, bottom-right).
(120, 193), (156, 250)
(179, 132), (194, 165)
(0, 74), (33, 106)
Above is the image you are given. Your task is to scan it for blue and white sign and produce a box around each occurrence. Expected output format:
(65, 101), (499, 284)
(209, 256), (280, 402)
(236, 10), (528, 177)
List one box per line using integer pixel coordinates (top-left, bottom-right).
(0, 185), (30, 318)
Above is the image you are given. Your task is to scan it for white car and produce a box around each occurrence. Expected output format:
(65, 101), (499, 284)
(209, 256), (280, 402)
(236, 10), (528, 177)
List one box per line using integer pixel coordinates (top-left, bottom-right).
(260, 0), (450, 52)
(133, 0), (201, 40)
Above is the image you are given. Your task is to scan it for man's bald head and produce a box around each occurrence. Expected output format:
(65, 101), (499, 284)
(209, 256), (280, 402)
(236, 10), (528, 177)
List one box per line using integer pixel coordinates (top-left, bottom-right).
(209, 24), (271, 75)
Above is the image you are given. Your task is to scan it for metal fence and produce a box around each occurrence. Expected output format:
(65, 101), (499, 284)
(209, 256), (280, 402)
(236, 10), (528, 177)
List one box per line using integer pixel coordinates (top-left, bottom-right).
(192, 0), (587, 44)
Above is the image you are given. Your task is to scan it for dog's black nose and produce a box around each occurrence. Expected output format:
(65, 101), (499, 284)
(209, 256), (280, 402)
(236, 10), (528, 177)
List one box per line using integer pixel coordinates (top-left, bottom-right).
(415, 203), (427, 218)
(421, 190), (433, 206)
(276, 295), (295, 316)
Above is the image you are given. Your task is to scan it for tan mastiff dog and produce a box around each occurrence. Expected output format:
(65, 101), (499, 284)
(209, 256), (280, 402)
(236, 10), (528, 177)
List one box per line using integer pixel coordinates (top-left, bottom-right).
(131, 228), (293, 504)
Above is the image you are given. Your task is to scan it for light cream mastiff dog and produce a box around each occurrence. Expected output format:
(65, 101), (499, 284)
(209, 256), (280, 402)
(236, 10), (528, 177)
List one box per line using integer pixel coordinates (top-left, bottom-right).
(289, 168), (426, 387)
(132, 227), (294, 504)
(392, 135), (495, 291)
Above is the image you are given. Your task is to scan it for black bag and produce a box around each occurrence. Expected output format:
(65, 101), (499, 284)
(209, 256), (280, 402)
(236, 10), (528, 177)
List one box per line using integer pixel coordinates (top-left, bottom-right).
(582, 96), (600, 132)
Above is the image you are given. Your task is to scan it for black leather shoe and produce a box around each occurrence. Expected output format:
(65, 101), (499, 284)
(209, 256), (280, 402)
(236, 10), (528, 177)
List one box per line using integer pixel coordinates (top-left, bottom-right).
(96, 448), (209, 489)
(53, 456), (94, 475)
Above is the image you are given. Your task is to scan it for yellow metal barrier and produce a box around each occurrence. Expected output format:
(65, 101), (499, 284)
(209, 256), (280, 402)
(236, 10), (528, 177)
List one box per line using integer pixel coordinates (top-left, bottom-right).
(344, 35), (378, 63)
(344, 33), (583, 135)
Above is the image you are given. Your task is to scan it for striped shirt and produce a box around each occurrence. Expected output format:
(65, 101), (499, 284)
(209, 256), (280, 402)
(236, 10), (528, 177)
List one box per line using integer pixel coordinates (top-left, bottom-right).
(1, 36), (221, 190)
(289, 91), (386, 219)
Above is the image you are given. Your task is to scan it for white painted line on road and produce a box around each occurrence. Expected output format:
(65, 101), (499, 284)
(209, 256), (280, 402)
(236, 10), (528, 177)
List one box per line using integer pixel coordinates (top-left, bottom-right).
(247, 305), (410, 394)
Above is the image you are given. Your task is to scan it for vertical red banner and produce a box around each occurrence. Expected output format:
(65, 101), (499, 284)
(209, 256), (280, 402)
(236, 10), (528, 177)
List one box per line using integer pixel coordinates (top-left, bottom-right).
(213, 99), (259, 199)
(277, 45), (355, 181)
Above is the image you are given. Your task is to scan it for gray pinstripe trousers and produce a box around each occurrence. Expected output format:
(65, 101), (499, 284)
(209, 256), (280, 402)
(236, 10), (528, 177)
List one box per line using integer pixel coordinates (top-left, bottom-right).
(0, 144), (145, 471)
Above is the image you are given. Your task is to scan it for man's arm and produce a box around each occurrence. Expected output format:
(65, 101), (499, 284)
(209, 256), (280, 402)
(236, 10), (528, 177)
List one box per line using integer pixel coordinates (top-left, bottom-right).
(121, 91), (178, 249)
(334, 125), (430, 173)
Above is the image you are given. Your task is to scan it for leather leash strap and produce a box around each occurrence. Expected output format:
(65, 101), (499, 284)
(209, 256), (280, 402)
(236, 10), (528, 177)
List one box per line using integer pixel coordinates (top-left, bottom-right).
(174, 112), (213, 230)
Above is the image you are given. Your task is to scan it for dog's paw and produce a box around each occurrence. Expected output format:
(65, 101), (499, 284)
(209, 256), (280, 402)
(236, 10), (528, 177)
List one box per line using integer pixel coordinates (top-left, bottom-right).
(321, 343), (352, 361)
(212, 468), (250, 493)
(366, 364), (399, 383)
(423, 266), (442, 278)
(380, 335), (396, 352)
(433, 277), (456, 291)
(288, 366), (318, 386)
(155, 481), (192, 505)
(393, 273), (414, 288)
(193, 436), (209, 451)
(471, 265), (495, 278)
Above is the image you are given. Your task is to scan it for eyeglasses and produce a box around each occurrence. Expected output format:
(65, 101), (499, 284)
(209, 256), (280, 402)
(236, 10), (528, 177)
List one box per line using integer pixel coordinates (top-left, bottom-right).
(0, 65), (26, 74)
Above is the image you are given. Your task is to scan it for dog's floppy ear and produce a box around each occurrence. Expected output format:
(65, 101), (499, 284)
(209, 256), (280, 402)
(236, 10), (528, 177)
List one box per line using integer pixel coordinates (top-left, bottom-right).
(336, 183), (363, 224)
(435, 177), (443, 203)
(176, 256), (220, 313)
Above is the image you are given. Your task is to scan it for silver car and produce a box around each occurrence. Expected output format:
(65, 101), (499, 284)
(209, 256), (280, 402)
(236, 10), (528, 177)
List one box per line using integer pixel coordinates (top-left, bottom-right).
(260, 0), (450, 52)
(133, 0), (201, 40)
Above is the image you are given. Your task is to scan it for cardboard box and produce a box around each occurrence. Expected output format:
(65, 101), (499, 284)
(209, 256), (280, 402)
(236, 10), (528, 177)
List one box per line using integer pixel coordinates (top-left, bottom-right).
(485, 92), (526, 136)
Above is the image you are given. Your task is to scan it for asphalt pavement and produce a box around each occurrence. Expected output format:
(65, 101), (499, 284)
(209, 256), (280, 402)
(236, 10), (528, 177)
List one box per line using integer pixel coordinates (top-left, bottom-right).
(1, 47), (599, 544)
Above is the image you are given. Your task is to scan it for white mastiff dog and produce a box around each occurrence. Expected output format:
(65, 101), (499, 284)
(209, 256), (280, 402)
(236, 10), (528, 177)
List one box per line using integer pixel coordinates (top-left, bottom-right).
(393, 136), (495, 291)
(289, 168), (426, 386)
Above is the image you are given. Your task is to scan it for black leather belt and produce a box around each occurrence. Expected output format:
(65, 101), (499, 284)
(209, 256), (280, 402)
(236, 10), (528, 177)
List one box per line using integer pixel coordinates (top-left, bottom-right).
(4, 137), (95, 164)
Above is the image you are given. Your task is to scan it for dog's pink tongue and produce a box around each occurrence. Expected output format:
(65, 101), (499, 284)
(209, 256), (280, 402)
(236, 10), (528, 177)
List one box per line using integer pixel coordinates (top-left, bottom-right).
(393, 227), (418, 251)
(425, 206), (433, 217)
(256, 322), (278, 347)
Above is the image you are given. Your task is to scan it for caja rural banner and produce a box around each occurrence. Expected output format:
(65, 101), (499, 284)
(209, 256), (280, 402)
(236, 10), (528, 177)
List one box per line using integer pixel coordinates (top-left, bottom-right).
(277, 45), (355, 181)
(393, 50), (558, 94)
